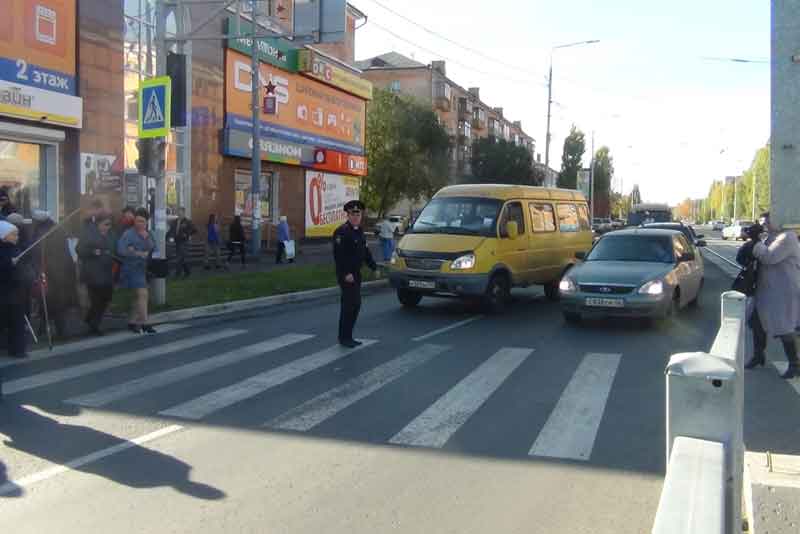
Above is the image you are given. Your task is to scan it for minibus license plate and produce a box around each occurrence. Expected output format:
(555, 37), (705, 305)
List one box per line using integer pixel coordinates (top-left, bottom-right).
(585, 297), (624, 308)
(409, 279), (436, 289)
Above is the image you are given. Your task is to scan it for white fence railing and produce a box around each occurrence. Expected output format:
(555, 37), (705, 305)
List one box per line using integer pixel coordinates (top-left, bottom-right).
(652, 291), (746, 534)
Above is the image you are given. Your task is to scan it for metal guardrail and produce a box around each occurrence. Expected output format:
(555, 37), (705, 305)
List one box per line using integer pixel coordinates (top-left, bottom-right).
(652, 292), (746, 534)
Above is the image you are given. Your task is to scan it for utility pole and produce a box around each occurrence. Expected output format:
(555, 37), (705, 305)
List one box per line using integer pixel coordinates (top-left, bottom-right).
(153, 0), (168, 306)
(589, 130), (595, 222)
(249, 0), (262, 259)
(545, 60), (553, 170)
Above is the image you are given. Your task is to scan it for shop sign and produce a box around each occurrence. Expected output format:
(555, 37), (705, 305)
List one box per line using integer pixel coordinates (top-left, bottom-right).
(80, 153), (123, 195)
(225, 49), (366, 155)
(305, 170), (361, 238)
(0, 0), (77, 96)
(224, 16), (298, 72)
(297, 49), (372, 100)
(222, 128), (314, 165)
(235, 169), (272, 227)
(0, 79), (82, 128)
(310, 148), (367, 176)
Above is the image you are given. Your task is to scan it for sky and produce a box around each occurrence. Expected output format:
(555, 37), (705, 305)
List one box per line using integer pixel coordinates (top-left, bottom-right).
(351, 0), (770, 206)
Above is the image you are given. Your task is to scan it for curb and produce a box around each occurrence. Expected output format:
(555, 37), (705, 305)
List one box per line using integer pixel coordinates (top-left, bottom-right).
(148, 279), (390, 324)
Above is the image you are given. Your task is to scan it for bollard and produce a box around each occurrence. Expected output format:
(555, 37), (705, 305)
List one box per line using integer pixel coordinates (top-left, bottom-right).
(666, 352), (738, 533)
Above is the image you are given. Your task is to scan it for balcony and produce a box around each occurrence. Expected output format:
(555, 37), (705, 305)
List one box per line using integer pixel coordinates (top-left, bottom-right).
(488, 120), (500, 138)
(457, 97), (473, 121)
(435, 83), (452, 111)
(472, 108), (487, 130)
(457, 120), (472, 142)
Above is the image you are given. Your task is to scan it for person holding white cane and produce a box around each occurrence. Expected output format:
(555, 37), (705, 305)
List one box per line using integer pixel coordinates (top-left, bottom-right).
(0, 221), (27, 361)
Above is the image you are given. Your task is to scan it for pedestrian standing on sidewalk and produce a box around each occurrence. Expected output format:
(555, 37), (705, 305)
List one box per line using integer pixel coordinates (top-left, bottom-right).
(205, 214), (223, 270)
(168, 207), (197, 279)
(0, 221), (26, 360)
(31, 210), (75, 339)
(227, 215), (246, 268)
(741, 212), (800, 378)
(275, 215), (293, 264)
(333, 200), (377, 348)
(77, 212), (115, 336)
(377, 217), (395, 262)
(118, 208), (156, 334)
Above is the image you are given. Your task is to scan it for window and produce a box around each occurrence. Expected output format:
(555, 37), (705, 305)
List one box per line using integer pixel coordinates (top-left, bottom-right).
(390, 80), (401, 93)
(674, 236), (687, 258)
(411, 197), (502, 237)
(557, 204), (579, 233)
(499, 202), (525, 237)
(577, 204), (591, 231)
(530, 203), (556, 232)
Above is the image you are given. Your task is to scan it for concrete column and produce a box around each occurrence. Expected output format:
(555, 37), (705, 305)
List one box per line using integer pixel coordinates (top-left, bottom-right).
(771, 1), (800, 229)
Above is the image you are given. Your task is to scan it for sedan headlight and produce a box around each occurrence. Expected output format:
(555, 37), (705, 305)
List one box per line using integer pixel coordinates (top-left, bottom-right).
(559, 277), (577, 293)
(638, 279), (664, 295)
(450, 253), (476, 270)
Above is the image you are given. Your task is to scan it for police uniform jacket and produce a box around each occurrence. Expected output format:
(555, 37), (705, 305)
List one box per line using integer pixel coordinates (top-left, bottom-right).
(333, 222), (377, 285)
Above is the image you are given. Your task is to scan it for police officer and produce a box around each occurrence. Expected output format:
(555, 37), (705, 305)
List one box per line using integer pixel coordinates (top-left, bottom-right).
(333, 200), (377, 347)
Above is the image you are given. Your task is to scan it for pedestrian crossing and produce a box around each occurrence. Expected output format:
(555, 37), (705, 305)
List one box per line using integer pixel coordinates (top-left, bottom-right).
(3, 327), (644, 462)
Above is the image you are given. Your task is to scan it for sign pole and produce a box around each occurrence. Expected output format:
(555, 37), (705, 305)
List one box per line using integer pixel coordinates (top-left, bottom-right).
(250, 0), (262, 259)
(153, 0), (168, 305)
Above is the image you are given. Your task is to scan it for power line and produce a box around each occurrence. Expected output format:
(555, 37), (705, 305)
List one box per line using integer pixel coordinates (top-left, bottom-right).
(362, 0), (548, 80)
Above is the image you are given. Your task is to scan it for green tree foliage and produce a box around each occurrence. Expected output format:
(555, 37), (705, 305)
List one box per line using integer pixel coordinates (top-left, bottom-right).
(558, 125), (586, 189)
(591, 146), (614, 216)
(361, 89), (451, 218)
(469, 138), (536, 185)
(701, 144), (770, 222)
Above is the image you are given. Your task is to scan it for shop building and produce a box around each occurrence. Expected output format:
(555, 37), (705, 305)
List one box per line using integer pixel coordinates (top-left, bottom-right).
(1, 0), (370, 244)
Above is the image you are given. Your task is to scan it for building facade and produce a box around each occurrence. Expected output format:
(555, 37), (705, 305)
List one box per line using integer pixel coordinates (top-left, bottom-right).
(358, 53), (537, 183)
(0, 0), (370, 243)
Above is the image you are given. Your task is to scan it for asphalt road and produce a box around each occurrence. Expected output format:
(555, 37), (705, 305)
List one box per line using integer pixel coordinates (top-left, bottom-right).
(1, 244), (799, 533)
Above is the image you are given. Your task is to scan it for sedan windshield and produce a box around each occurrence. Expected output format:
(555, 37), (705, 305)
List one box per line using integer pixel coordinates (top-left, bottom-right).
(587, 235), (675, 263)
(410, 197), (502, 237)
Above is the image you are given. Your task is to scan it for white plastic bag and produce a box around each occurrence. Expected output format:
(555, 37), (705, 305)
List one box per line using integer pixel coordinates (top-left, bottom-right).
(284, 240), (296, 259)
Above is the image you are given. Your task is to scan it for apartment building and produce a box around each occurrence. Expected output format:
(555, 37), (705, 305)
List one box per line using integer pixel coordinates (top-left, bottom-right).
(358, 53), (537, 183)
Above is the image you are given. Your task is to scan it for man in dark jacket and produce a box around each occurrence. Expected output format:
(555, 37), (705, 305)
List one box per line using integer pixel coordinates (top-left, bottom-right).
(167, 208), (197, 278)
(333, 200), (377, 347)
(77, 212), (115, 335)
(31, 210), (76, 338)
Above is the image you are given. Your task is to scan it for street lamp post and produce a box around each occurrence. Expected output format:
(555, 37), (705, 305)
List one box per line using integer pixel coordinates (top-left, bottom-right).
(544, 40), (600, 171)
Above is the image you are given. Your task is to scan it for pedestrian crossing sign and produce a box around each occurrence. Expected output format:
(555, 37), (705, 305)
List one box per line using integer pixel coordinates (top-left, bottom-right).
(138, 76), (172, 138)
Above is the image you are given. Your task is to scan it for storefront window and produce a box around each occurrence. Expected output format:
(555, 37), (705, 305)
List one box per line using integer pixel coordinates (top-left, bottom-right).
(0, 140), (42, 217)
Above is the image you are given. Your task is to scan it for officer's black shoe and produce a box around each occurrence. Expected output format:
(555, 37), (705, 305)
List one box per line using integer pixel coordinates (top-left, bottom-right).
(339, 339), (359, 348)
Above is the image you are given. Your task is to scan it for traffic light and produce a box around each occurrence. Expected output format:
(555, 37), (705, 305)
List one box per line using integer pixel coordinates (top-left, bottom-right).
(152, 138), (167, 177)
(135, 138), (153, 176)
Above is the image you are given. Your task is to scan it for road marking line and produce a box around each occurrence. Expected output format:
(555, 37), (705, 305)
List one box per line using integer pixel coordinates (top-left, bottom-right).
(529, 352), (622, 461)
(66, 334), (315, 408)
(389, 347), (533, 448)
(0, 324), (190, 369)
(411, 316), (483, 342)
(267, 344), (449, 431)
(0, 424), (184, 497)
(3, 329), (246, 395)
(772, 362), (800, 393)
(160, 340), (379, 420)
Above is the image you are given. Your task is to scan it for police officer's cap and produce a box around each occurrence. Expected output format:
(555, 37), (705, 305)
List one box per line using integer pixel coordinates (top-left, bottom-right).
(344, 200), (365, 213)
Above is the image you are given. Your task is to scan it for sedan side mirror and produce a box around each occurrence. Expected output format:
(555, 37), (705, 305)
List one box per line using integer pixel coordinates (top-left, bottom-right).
(575, 251), (586, 260)
(695, 240), (707, 248)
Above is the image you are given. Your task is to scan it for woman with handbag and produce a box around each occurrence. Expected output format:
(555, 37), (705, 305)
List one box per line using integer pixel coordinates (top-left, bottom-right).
(738, 214), (800, 378)
(118, 208), (156, 334)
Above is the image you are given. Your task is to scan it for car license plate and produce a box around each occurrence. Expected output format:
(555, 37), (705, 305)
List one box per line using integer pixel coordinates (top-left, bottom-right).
(409, 279), (436, 289)
(585, 297), (625, 308)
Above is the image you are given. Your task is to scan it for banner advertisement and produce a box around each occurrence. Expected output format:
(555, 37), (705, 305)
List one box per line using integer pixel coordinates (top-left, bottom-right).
(226, 49), (365, 155)
(0, 78), (82, 128)
(222, 128), (314, 166)
(234, 169), (271, 227)
(80, 153), (123, 195)
(224, 16), (297, 72)
(311, 148), (367, 176)
(297, 49), (372, 100)
(305, 170), (361, 237)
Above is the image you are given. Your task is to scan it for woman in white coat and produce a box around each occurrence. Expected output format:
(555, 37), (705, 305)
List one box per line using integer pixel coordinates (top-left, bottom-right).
(747, 212), (800, 378)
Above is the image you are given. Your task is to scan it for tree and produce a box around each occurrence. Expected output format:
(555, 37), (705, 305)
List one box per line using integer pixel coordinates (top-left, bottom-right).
(558, 125), (585, 189)
(591, 146), (614, 217)
(361, 89), (451, 217)
(630, 184), (642, 205)
(470, 138), (535, 185)
(700, 143), (770, 223)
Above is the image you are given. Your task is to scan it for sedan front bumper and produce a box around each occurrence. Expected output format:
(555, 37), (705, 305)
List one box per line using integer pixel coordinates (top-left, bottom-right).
(389, 271), (489, 296)
(560, 291), (673, 319)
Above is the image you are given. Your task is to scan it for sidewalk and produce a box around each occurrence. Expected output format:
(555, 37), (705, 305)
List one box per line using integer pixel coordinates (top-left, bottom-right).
(6, 239), (386, 351)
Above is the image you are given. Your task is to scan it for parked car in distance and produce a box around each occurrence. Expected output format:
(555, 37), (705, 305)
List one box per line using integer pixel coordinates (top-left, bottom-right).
(592, 217), (613, 234)
(722, 220), (754, 241)
(559, 228), (704, 324)
(642, 222), (707, 249)
(387, 215), (408, 235)
(712, 220), (725, 232)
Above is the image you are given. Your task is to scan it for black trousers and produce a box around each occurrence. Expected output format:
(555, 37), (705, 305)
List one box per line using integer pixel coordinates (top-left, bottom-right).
(1, 297), (26, 357)
(228, 242), (246, 265)
(338, 280), (362, 342)
(751, 308), (799, 362)
(276, 241), (285, 263)
(175, 241), (190, 276)
(86, 285), (113, 329)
